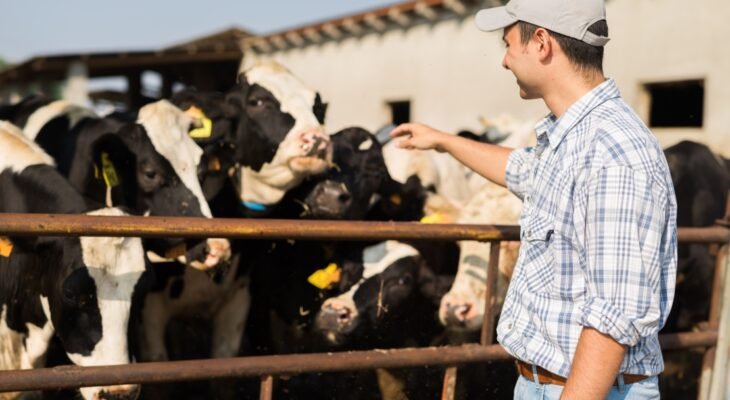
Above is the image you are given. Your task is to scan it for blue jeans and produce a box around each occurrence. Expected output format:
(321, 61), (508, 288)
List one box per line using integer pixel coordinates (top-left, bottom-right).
(513, 375), (661, 399)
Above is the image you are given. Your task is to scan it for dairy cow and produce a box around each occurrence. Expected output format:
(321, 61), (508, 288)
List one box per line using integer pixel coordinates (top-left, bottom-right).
(663, 140), (730, 332)
(0, 122), (146, 400)
(315, 241), (452, 348)
(434, 124), (534, 332)
(21, 99), (230, 269)
(227, 60), (331, 216)
(135, 63), (333, 379)
(438, 181), (522, 331)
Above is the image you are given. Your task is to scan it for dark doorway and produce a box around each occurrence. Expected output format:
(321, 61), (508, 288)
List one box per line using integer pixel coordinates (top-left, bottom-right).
(645, 80), (704, 128)
(388, 100), (411, 126)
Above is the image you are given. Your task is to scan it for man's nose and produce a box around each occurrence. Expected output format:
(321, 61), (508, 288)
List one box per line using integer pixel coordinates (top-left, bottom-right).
(501, 54), (509, 70)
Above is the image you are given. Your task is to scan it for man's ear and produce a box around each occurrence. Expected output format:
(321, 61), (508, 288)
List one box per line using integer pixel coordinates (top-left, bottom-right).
(533, 27), (553, 61)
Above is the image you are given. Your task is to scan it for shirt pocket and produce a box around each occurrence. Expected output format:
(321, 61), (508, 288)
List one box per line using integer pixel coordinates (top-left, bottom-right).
(521, 211), (555, 294)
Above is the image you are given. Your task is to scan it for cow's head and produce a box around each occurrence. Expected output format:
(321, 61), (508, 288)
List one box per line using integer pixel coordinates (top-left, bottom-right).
(314, 242), (451, 347)
(438, 183), (522, 331)
(286, 127), (400, 220)
(228, 60), (332, 209)
(39, 208), (145, 400)
(88, 101), (230, 270)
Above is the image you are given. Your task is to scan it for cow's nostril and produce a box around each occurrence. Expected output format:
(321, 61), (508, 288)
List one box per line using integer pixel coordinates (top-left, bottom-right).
(338, 308), (351, 322)
(455, 304), (471, 321)
(338, 193), (351, 204)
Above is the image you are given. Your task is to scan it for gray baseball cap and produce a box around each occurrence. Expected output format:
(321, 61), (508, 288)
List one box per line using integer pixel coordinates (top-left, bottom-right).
(475, 0), (610, 47)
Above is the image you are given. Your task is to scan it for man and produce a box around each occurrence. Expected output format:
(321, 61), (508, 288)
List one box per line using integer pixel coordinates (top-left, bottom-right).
(390, 0), (676, 399)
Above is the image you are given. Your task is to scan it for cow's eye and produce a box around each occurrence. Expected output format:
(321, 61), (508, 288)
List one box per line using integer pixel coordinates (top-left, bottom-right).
(144, 169), (157, 180)
(248, 98), (265, 108)
(397, 276), (412, 286)
(62, 289), (92, 308)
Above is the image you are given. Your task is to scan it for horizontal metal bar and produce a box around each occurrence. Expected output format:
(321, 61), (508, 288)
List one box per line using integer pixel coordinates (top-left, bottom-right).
(1, 214), (728, 244)
(0, 345), (512, 392)
(0, 331), (717, 393)
(0, 213), (520, 241)
(659, 330), (718, 351)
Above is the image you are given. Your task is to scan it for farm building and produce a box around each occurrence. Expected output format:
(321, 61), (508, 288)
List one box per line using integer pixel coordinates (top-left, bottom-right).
(244, 0), (730, 155)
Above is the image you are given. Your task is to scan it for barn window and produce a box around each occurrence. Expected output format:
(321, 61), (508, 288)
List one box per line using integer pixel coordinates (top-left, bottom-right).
(388, 101), (411, 125)
(645, 80), (704, 128)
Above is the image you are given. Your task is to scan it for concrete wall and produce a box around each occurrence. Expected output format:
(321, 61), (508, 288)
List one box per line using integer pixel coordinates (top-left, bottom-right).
(251, 0), (730, 154)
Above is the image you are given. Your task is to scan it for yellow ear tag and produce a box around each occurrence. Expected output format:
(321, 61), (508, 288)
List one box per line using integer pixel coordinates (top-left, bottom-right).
(185, 106), (213, 139)
(0, 237), (13, 257)
(307, 263), (341, 290)
(101, 152), (119, 188)
(389, 194), (402, 206)
(420, 213), (444, 224)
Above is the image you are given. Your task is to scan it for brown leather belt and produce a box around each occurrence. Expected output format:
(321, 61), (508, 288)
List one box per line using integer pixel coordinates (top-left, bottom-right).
(516, 360), (648, 386)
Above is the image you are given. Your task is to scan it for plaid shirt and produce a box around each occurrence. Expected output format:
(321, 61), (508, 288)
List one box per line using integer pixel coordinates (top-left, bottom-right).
(497, 79), (677, 378)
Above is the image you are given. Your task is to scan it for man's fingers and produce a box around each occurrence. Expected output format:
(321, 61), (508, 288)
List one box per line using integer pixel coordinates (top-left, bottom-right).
(390, 123), (414, 138)
(396, 138), (412, 149)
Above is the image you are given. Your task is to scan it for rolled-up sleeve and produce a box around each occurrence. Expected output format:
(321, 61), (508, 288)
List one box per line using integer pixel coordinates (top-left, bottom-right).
(577, 166), (670, 347)
(505, 147), (535, 200)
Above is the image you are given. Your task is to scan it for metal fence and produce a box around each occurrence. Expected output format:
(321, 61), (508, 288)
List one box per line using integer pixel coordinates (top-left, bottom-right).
(0, 213), (727, 399)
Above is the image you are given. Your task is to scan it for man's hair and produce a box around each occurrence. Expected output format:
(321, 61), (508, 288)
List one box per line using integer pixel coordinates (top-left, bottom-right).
(517, 20), (608, 73)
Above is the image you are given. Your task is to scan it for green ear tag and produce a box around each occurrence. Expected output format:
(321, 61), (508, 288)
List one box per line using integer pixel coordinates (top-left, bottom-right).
(101, 152), (120, 188)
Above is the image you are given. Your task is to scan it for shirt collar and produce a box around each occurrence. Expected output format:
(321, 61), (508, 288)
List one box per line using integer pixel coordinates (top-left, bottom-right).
(533, 79), (621, 150)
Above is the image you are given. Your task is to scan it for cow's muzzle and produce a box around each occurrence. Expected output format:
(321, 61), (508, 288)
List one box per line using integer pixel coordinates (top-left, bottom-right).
(290, 129), (332, 174)
(315, 299), (357, 344)
(439, 294), (482, 331)
(95, 384), (140, 400)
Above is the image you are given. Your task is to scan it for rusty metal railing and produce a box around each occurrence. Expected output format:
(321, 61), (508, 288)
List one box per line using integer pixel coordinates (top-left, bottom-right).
(0, 213), (726, 399)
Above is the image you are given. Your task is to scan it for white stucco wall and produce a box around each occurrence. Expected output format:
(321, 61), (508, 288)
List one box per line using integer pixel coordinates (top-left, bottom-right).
(251, 0), (730, 154)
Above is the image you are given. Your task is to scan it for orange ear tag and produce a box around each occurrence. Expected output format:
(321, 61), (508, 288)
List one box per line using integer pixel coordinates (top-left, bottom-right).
(0, 237), (14, 257)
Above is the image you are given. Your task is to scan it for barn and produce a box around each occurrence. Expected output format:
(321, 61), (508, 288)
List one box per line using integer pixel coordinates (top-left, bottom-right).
(243, 0), (730, 154)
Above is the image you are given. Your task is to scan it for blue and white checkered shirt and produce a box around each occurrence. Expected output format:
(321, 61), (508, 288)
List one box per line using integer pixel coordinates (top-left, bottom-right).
(497, 79), (677, 378)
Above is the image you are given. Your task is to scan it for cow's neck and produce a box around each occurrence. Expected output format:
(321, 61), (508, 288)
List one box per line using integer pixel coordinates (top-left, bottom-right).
(239, 164), (303, 207)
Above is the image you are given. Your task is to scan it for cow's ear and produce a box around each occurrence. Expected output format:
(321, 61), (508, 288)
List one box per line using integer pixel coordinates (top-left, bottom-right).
(336, 260), (364, 293)
(235, 73), (250, 93)
(313, 93), (327, 125)
(225, 83), (248, 115)
(89, 133), (138, 208)
(417, 259), (454, 305)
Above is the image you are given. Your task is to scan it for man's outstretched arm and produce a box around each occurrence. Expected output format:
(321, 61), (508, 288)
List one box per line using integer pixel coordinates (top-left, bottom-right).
(390, 123), (513, 187)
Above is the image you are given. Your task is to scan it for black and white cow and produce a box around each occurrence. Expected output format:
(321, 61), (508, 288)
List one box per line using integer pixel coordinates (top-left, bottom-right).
(275, 127), (402, 220)
(0, 94), (53, 129)
(431, 126), (534, 332)
(22, 99), (230, 270)
(663, 140), (730, 332)
(308, 241), (453, 400)
(227, 60), (331, 216)
(315, 241), (452, 349)
(0, 121), (146, 400)
(133, 62), (333, 378)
